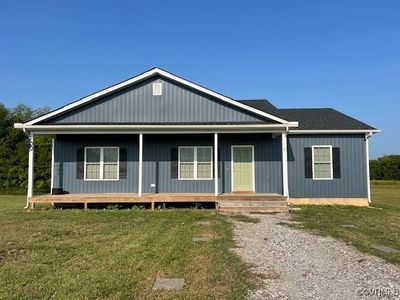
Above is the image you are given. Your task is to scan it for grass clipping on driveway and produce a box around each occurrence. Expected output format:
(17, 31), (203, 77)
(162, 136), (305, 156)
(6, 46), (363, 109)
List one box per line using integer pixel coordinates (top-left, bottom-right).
(292, 184), (400, 265)
(0, 196), (251, 299)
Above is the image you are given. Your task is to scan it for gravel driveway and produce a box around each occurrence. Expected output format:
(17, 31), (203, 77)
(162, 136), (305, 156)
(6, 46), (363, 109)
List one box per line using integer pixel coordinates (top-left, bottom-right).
(231, 213), (400, 300)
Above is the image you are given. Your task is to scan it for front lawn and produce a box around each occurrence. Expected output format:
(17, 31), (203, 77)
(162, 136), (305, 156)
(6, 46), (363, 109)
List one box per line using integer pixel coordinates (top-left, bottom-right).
(292, 183), (400, 265)
(0, 196), (251, 299)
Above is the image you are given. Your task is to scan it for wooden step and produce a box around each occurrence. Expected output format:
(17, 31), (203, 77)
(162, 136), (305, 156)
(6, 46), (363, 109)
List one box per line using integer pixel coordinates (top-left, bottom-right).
(218, 206), (289, 213)
(218, 201), (287, 208)
(218, 196), (286, 201)
(217, 199), (289, 213)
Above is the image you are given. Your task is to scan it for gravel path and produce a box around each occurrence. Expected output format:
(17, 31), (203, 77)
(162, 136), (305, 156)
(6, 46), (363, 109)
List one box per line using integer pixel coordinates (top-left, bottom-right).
(231, 213), (400, 300)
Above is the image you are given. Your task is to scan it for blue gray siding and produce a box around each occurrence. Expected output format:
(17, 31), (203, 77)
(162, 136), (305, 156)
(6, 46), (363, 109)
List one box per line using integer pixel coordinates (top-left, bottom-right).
(219, 134), (282, 194)
(287, 134), (367, 198)
(54, 135), (139, 193)
(54, 133), (282, 194)
(44, 77), (270, 124)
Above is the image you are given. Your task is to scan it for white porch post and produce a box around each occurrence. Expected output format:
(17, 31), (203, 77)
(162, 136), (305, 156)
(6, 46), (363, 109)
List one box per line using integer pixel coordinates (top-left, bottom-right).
(366, 132), (372, 203)
(138, 133), (143, 197)
(27, 134), (34, 208)
(214, 133), (218, 196)
(50, 138), (55, 192)
(281, 132), (289, 197)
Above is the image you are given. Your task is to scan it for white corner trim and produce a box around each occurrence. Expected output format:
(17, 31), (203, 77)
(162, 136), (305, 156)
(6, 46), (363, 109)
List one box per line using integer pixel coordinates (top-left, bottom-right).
(365, 132), (372, 203)
(23, 68), (293, 126)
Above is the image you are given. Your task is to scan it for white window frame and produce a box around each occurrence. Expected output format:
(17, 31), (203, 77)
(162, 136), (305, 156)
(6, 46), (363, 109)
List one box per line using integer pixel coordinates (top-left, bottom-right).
(312, 145), (333, 180)
(178, 146), (213, 180)
(84, 147), (120, 181)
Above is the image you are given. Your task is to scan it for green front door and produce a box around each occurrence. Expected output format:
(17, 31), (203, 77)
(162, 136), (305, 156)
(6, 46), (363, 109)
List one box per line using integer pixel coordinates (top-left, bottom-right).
(232, 146), (254, 192)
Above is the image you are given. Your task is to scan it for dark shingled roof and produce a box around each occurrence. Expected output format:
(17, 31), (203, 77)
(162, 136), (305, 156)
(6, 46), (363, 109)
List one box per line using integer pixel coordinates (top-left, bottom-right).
(238, 99), (376, 130)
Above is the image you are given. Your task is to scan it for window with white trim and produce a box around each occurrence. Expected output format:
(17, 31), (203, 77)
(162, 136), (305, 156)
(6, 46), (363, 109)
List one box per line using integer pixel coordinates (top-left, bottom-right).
(178, 146), (212, 180)
(85, 147), (119, 180)
(312, 145), (333, 180)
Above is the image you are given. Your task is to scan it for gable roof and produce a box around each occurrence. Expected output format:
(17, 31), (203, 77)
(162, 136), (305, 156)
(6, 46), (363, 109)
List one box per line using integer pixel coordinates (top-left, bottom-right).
(238, 100), (378, 132)
(24, 68), (295, 126)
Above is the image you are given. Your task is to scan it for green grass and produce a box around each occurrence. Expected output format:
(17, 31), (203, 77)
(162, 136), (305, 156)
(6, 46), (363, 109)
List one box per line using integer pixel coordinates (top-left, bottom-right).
(0, 196), (252, 299)
(292, 184), (400, 265)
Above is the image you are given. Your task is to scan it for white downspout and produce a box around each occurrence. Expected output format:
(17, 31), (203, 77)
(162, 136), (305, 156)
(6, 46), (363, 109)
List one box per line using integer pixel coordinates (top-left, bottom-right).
(365, 132), (372, 203)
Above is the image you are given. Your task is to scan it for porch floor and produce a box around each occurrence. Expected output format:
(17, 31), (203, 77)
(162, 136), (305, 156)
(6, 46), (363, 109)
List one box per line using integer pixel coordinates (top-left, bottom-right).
(29, 193), (288, 211)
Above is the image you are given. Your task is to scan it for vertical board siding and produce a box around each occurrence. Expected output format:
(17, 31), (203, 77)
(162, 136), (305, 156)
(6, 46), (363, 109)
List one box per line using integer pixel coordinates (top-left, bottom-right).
(288, 134), (367, 197)
(142, 135), (215, 193)
(220, 134), (282, 194)
(54, 133), (282, 194)
(54, 135), (138, 193)
(45, 77), (270, 124)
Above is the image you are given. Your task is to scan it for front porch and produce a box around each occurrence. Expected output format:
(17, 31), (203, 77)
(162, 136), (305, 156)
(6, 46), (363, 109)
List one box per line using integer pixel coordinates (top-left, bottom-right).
(29, 192), (288, 212)
(24, 130), (291, 213)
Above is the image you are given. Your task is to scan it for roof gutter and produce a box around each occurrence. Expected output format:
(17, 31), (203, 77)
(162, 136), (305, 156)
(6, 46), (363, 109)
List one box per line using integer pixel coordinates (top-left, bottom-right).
(288, 129), (381, 134)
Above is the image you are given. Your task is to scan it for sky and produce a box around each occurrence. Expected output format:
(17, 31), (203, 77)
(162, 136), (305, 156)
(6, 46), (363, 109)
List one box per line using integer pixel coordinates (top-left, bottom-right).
(1, 0), (399, 158)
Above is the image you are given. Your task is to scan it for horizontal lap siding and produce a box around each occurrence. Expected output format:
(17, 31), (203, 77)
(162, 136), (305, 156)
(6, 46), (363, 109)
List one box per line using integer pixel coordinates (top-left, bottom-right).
(288, 134), (367, 197)
(46, 77), (267, 124)
(54, 135), (138, 193)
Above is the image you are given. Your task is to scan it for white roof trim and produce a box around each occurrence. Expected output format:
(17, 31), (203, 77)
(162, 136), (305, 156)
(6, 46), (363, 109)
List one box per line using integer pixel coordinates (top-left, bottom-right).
(289, 129), (380, 134)
(24, 68), (293, 125)
(14, 123), (294, 135)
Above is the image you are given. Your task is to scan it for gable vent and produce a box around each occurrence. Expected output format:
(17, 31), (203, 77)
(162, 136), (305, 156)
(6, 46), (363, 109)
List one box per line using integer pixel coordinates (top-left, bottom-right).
(152, 82), (162, 96)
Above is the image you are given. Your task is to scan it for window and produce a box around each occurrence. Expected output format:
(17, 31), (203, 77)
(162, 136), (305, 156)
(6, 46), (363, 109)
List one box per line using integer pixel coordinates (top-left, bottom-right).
(178, 146), (212, 180)
(85, 147), (119, 180)
(152, 82), (162, 95)
(312, 145), (333, 180)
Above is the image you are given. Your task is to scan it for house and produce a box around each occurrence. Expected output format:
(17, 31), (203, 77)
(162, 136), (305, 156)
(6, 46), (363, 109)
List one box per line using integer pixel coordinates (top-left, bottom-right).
(14, 68), (379, 210)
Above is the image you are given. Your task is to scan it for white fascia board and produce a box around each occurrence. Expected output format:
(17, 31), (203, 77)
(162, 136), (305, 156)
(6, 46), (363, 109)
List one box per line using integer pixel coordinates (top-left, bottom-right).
(21, 123), (296, 131)
(20, 124), (296, 135)
(24, 68), (292, 126)
(289, 129), (381, 134)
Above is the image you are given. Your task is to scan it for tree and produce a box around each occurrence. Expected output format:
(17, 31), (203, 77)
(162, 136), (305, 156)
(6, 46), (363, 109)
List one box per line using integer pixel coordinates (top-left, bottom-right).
(370, 155), (400, 180)
(0, 103), (52, 192)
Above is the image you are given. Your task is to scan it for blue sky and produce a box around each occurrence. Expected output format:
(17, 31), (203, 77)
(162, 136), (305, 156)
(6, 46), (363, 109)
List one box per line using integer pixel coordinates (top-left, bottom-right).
(1, 1), (399, 158)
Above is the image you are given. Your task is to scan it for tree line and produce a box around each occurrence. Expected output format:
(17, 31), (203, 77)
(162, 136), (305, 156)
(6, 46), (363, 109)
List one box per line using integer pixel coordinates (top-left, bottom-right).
(0, 103), (51, 193)
(0, 102), (398, 194)
(370, 155), (400, 181)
